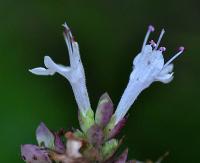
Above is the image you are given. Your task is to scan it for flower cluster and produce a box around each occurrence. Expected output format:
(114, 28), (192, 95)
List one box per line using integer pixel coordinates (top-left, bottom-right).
(21, 23), (184, 163)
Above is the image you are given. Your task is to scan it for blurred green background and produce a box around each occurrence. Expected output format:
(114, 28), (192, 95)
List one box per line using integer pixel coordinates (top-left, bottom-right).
(0, 0), (199, 162)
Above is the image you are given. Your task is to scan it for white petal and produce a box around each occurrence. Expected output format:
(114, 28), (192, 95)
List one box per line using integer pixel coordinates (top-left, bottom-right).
(44, 56), (57, 70)
(44, 56), (71, 74)
(63, 23), (81, 69)
(156, 73), (174, 84)
(114, 81), (145, 124)
(71, 42), (81, 67)
(159, 64), (174, 76)
(57, 64), (71, 72)
(133, 45), (152, 66)
(63, 28), (73, 63)
(29, 67), (54, 75)
(43, 48), (90, 116)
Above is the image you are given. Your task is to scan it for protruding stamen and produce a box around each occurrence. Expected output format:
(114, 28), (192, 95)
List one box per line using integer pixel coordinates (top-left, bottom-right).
(148, 25), (155, 32)
(63, 22), (74, 53)
(149, 40), (157, 47)
(179, 46), (185, 52)
(154, 29), (165, 50)
(62, 22), (72, 37)
(164, 46), (185, 68)
(141, 25), (155, 52)
(159, 47), (166, 52)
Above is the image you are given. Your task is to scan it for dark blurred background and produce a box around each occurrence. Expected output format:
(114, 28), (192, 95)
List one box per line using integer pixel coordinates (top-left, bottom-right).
(0, 0), (199, 162)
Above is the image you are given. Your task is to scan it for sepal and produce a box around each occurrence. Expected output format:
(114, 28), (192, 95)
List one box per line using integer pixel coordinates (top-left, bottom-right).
(101, 139), (119, 160)
(95, 93), (114, 128)
(114, 149), (128, 163)
(78, 108), (95, 133)
(36, 122), (55, 149)
(21, 144), (52, 163)
(86, 124), (104, 148)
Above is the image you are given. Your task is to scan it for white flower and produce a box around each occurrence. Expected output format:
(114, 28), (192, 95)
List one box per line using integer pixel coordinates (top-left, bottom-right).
(30, 22), (91, 116)
(114, 25), (184, 124)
